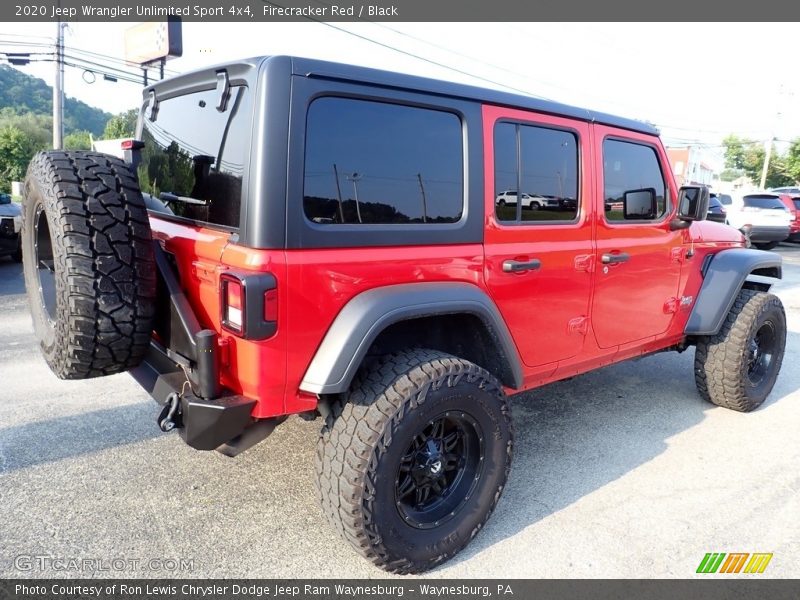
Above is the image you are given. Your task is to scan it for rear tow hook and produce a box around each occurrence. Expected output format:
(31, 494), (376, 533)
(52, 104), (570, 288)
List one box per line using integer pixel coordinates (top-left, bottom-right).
(157, 392), (182, 432)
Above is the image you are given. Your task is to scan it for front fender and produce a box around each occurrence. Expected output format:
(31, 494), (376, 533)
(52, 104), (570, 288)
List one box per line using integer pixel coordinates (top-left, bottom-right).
(299, 282), (523, 395)
(685, 248), (782, 336)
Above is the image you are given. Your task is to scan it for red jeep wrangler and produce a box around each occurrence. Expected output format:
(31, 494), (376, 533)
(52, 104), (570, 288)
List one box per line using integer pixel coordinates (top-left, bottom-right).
(21, 56), (786, 574)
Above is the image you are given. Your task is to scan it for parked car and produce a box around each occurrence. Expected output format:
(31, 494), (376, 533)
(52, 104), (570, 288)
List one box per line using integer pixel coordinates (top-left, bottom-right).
(775, 193), (800, 242)
(0, 193), (22, 262)
(788, 195), (800, 242)
(706, 194), (728, 224)
(559, 197), (578, 211)
(495, 190), (546, 209)
(21, 56), (786, 574)
(768, 186), (800, 195)
(725, 193), (792, 249)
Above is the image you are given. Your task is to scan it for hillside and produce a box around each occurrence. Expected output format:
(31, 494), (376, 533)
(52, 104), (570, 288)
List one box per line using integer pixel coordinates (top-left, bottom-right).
(0, 65), (111, 135)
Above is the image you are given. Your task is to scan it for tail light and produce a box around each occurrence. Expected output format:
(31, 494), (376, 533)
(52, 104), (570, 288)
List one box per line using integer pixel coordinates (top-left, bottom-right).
(220, 272), (278, 340)
(222, 276), (244, 333)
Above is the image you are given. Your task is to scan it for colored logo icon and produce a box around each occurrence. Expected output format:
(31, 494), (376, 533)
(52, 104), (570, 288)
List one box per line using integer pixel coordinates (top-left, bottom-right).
(696, 553), (773, 574)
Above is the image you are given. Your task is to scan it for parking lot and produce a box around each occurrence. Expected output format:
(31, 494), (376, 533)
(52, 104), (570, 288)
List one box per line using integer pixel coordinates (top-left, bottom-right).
(1, 246), (799, 579)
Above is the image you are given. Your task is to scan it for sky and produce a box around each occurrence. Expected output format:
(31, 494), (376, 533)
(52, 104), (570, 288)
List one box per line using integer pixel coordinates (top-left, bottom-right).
(1, 22), (799, 171)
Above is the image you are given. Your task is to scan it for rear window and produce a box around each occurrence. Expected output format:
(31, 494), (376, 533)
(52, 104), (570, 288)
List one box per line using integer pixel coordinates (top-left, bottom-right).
(139, 85), (252, 229)
(743, 195), (785, 210)
(718, 194), (732, 205)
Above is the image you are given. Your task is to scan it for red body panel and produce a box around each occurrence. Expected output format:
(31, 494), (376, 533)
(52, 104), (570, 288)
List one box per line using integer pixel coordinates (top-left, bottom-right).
(148, 105), (744, 419)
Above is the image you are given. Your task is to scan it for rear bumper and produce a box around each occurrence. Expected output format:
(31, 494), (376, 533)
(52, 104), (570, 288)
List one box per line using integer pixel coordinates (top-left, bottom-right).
(744, 226), (790, 243)
(130, 341), (256, 451)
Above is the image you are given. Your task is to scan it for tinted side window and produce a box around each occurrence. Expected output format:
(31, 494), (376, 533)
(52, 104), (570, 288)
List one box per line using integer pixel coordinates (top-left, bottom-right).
(603, 139), (666, 221)
(303, 97), (463, 225)
(140, 86), (251, 229)
(494, 122), (579, 223)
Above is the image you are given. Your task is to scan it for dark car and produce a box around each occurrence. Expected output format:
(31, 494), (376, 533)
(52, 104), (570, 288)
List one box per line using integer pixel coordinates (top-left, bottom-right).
(769, 186), (800, 195)
(706, 195), (727, 224)
(0, 193), (22, 262)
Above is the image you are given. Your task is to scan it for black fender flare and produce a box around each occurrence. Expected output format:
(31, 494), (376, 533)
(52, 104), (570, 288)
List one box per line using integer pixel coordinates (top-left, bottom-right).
(685, 248), (782, 336)
(299, 282), (524, 395)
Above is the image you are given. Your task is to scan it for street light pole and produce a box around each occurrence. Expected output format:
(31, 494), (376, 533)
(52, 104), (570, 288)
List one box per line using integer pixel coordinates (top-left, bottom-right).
(53, 20), (65, 149)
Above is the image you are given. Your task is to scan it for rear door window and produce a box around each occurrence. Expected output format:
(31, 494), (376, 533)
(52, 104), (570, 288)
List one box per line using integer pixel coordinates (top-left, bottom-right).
(139, 86), (252, 229)
(493, 121), (579, 223)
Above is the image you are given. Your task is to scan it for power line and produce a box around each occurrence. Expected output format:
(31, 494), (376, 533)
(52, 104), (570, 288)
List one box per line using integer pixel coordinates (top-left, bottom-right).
(262, 2), (555, 101)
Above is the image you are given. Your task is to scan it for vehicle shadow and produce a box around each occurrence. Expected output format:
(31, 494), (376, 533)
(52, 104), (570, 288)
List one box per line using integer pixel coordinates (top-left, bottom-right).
(0, 260), (24, 297)
(0, 401), (161, 473)
(442, 327), (800, 571)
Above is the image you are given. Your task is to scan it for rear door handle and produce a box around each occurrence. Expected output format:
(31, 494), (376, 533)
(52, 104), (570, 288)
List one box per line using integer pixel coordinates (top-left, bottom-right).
(601, 252), (630, 264)
(502, 258), (541, 273)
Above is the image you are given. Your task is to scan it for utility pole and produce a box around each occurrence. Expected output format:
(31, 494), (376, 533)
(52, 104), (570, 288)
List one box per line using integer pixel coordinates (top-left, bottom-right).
(759, 138), (773, 190)
(760, 84), (788, 190)
(53, 21), (65, 149)
(346, 172), (363, 224)
(332, 163), (344, 222)
(417, 173), (428, 223)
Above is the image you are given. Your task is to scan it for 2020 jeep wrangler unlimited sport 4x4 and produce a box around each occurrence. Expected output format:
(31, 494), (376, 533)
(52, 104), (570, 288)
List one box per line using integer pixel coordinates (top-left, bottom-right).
(21, 56), (786, 574)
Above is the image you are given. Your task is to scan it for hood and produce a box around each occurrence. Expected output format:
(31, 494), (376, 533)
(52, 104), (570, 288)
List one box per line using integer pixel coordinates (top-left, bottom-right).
(691, 220), (745, 244)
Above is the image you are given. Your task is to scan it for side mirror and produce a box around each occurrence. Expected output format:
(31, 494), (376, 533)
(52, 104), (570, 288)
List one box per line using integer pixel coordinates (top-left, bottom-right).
(670, 185), (709, 230)
(677, 185), (709, 221)
(623, 188), (658, 220)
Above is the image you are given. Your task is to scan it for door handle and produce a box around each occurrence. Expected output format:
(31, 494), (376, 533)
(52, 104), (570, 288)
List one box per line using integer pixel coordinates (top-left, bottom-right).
(601, 252), (630, 265)
(502, 258), (541, 273)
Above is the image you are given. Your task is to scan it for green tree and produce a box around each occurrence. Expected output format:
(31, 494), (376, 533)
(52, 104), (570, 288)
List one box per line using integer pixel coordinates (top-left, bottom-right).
(0, 125), (35, 193)
(63, 130), (92, 150)
(786, 138), (800, 185)
(102, 109), (138, 139)
(0, 110), (51, 150)
(722, 134), (792, 188)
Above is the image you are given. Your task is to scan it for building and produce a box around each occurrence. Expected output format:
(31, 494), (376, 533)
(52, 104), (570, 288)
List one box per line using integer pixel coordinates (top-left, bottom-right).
(666, 146), (718, 186)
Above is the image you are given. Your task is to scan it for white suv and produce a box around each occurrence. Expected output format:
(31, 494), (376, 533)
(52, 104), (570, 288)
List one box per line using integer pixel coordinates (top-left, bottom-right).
(495, 190), (548, 210)
(725, 193), (792, 250)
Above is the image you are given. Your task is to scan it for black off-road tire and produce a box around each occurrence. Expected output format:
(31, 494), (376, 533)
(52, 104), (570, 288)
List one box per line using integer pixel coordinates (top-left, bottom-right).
(694, 289), (786, 412)
(22, 150), (156, 379)
(315, 349), (513, 574)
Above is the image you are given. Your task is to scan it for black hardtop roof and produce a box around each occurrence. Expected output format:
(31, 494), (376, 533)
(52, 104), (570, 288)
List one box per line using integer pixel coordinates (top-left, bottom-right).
(284, 56), (659, 136)
(146, 55), (659, 136)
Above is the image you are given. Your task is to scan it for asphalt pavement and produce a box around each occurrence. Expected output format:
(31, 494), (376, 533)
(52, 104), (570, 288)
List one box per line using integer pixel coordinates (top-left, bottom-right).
(1, 246), (799, 579)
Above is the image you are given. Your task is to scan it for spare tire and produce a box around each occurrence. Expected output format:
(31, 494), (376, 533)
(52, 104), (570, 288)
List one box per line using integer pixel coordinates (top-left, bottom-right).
(22, 151), (156, 379)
